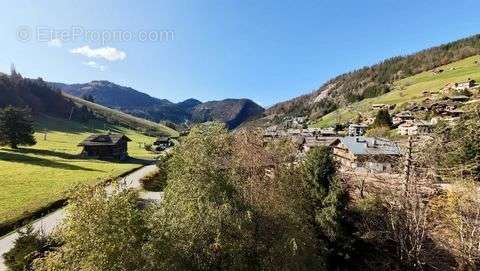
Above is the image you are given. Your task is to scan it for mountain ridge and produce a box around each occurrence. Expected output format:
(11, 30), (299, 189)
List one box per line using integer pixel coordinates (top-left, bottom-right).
(50, 80), (264, 128)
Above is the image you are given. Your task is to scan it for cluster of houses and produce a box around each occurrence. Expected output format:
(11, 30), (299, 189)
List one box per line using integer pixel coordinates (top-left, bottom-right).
(264, 124), (402, 173)
(262, 79), (479, 173)
(78, 133), (173, 160)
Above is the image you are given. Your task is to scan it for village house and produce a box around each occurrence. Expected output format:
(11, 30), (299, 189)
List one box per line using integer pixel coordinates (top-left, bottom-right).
(320, 127), (336, 136)
(306, 127), (322, 135)
(281, 116), (308, 129)
(78, 133), (131, 160)
(302, 136), (339, 153)
(453, 79), (477, 91)
(292, 116), (307, 125)
(448, 95), (470, 102)
(153, 136), (172, 149)
(393, 111), (415, 125)
(398, 121), (433, 136)
(443, 109), (464, 118)
(332, 136), (401, 172)
(371, 104), (395, 110)
(348, 124), (368, 136)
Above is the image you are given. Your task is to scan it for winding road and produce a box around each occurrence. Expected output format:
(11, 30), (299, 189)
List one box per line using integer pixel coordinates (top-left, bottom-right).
(0, 164), (162, 271)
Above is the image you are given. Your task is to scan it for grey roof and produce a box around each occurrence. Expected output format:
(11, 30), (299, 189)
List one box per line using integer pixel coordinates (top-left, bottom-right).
(349, 124), (368, 128)
(337, 136), (401, 156)
(78, 133), (131, 146)
(155, 136), (170, 143)
(304, 136), (339, 147)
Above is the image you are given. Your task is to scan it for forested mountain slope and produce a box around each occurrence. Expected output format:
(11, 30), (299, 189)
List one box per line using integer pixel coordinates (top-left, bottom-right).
(266, 34), (480, 121)
(313, 55), (480, 127)
(0, 72), (176, 136)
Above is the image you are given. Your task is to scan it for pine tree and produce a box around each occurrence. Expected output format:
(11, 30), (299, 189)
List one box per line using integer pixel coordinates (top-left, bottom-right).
(0, 106), (36, 149)
(302, 146), (352, 268)
(373, 109), (392, 128)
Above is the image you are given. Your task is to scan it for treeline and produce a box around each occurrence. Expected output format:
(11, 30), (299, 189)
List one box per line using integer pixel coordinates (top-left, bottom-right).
(267, 34), (480, 119)
(0, 70), (95, 123)
(0, 70), (73, 117)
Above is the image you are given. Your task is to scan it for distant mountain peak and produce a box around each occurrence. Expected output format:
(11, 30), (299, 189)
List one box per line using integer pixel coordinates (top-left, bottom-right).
(50, 81), (264, 128)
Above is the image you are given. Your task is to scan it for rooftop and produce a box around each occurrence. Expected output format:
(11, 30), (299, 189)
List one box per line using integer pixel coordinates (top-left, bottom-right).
(78, 133), (131, 146)
(338, 136), (401, 156)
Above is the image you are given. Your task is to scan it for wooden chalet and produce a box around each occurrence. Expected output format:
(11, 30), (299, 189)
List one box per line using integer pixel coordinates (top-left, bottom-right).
(154, 136), (172, 148)
(78, 133), (131, 160)
(332, 136), (401, 172)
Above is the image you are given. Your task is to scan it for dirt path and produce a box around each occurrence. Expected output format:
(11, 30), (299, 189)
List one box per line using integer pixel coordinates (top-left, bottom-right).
(0, 164), (160, 271)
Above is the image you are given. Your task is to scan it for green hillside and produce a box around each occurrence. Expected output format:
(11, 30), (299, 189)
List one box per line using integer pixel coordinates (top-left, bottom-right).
(313, 55), (480, 127)
(63, 93), (179, 137)
(0, 115), (158, 229)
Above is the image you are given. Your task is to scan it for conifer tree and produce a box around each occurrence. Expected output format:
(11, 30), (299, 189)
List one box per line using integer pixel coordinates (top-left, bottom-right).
(0, 106), (36, 149)
(373, 109), (392, 128)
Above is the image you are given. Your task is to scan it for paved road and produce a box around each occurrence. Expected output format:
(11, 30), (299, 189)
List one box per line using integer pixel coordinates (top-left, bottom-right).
(0, 164), (162, 271)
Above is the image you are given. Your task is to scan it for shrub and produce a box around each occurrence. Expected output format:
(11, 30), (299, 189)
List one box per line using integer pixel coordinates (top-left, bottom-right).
(144, 144), (153, 152)
(140, 167), (168, 192)
(3, 226), (51, 271)
(33, 186), (150, 271)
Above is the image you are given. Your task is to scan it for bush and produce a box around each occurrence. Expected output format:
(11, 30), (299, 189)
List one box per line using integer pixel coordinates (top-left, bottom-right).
(33, 186), (150, 271)
(140, 170), (167, 192)
(144, 144), (153, 152)
(3, 226), (51, 271)
(141, 155), (170, 191)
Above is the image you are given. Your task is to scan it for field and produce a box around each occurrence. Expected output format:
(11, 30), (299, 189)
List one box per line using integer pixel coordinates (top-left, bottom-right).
(0, 115), (158, 227)
(312, 55), (480, 127)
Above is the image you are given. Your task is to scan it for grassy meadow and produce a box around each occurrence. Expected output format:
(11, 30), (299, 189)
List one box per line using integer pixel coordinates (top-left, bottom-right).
(0, 115), (158, 227)
(312, 55), (480, 127)
(64, 93), (179, 138)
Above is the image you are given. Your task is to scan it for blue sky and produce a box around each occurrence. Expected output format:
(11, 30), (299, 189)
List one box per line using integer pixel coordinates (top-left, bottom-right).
(0, 0), (479, 107)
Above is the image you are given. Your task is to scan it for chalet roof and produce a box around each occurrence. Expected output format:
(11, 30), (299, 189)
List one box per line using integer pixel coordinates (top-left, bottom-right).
(155, 136), (170, 143)
(336, 136), (400, 156)
(349, 124), (368, 128)
(449, 95), (470, 101)
(304, 136), (339, 147)
(78, 133), (131, 147)
(395, 111), (414, 118)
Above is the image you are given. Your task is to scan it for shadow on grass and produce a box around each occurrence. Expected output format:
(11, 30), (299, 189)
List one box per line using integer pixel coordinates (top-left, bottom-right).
(126, 156), (155, 165)
(0, 151), (104, 172)
(37, 115), (125, 135)
(14, 148), (79, 159)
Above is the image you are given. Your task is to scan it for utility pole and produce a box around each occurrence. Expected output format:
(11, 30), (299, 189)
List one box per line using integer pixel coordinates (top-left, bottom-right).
(404, 136), (413, 195)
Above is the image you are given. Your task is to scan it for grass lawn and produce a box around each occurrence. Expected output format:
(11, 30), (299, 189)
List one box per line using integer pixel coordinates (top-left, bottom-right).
(0, 115), (158, 227)
(312, 55), (480, 127)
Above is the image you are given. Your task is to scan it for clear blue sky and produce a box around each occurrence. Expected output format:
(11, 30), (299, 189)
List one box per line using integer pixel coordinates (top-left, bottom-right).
(0, 0), (479, 107)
